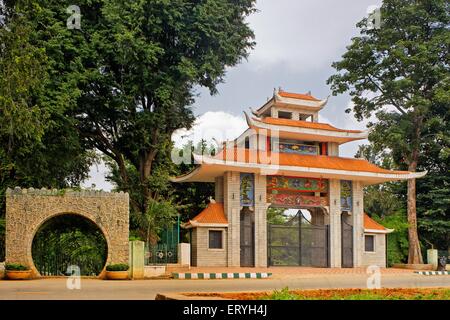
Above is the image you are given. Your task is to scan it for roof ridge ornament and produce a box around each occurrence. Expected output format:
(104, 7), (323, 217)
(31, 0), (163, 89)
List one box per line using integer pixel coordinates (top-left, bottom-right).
(318, 95), (330, 108)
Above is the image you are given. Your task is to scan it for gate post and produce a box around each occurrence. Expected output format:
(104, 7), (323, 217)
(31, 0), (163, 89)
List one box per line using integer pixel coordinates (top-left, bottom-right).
(129, 241), (145, 279)
(329, 179), (342, 267)
(178, 243), (191, 267)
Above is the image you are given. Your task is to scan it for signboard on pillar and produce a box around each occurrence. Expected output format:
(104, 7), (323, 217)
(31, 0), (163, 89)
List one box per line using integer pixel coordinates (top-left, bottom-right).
(340, 180), (352, 211)
(240, 173), (254, 207)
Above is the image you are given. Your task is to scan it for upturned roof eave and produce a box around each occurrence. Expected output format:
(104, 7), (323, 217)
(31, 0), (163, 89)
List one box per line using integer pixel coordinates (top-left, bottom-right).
(244, 113), (369, 144)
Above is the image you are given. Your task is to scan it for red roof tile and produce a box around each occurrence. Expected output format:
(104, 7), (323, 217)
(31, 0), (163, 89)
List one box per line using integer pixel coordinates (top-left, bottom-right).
(259, 117), (363, 133)
(214, 148), (411, 175)
(188, 202), (227, 226)
(364, 213), (389, 231)
(278, 90), (320, 101)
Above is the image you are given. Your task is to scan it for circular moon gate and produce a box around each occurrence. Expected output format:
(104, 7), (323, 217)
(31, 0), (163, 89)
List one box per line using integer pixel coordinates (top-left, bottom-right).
(32, 214), (107, 276)
(5, 188), (129, 278)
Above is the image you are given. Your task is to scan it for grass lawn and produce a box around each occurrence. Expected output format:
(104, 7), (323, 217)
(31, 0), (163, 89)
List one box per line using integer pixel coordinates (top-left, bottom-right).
(184, 287), (450, 300)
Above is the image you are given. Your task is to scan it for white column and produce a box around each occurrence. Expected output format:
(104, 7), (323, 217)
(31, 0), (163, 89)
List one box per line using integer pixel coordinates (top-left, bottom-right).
(329, 179), (342, 267)
(224, 171), (241, 267)
(352, 181), (364, 267)
(254, 173), (268, 267)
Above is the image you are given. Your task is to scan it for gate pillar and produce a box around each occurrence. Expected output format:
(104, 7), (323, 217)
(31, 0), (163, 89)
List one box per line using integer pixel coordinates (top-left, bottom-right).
(352, 181), (364, 267)
(329, 180), (342, 267)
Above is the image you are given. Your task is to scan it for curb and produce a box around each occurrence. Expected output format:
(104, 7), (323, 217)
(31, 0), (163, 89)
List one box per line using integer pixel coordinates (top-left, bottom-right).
(414, 271), (450, 276)
(172, 272), (272, 279)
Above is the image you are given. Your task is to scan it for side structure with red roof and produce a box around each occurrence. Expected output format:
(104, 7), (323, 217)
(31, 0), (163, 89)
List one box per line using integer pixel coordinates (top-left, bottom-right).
(173, 88), (426, 268)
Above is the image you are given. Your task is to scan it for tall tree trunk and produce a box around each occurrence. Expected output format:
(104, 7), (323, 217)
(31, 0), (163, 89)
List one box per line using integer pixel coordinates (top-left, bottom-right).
(139, 149), (158, 213)
(407, 160), (423, 264)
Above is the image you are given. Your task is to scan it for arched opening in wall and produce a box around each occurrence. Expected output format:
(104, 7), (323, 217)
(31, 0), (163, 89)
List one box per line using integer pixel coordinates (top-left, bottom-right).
(267, 206), (329, 267)
(32, 214), (108, 276)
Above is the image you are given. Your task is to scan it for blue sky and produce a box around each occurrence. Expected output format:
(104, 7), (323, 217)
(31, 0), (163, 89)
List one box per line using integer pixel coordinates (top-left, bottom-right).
(83, 0), (383, 191)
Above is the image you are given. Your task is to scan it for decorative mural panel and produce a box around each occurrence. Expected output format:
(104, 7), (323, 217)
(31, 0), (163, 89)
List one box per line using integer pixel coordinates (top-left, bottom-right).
(340, 180), (352, 211)
(240, 173), (254, 207)
(267, 176), (328, 193)
(278, 142), (318, 155)
(267, 193), (329, 207)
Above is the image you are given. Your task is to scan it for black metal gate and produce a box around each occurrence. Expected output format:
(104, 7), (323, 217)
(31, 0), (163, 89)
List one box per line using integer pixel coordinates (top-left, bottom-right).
(341, 220), (353, 268)
(268, 212), (329, 267)
(31, 215), (107, 276)
(240, 209), (255, 267)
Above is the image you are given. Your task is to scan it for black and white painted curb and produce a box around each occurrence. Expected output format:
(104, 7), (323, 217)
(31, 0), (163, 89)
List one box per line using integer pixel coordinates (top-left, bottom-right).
(414, 271), (450, 276)
(172, 272), (272, 279)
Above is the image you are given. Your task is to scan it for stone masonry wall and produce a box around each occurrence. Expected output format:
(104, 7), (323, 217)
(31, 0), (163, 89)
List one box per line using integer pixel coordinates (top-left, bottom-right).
(5, 187), (129, 277)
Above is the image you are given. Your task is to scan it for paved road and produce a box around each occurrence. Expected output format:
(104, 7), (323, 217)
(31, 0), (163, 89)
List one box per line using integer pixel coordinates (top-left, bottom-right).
(0, 274), (449, 300)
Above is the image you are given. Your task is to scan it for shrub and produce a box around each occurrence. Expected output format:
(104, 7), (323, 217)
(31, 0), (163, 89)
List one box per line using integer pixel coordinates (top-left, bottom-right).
(106, 263), (129, 271)
(5, 263), (29, 271)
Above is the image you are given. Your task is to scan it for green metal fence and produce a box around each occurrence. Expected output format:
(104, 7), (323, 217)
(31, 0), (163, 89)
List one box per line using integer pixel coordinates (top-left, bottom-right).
(145, 222), (180, 265)
(145, 243), (178, 265)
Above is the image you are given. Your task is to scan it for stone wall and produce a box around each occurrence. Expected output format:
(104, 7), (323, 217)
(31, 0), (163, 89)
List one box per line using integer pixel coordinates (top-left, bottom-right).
(5, 187), (129, 277)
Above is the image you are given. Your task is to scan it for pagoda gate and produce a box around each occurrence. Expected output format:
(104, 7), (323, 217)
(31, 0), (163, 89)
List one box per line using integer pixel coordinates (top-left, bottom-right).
(173, 89), (426, 268)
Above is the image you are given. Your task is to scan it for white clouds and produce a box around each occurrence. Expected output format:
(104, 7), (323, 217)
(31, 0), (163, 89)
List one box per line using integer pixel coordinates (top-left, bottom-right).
(172, 111), (248, 148)
(246, 0), (382, 73)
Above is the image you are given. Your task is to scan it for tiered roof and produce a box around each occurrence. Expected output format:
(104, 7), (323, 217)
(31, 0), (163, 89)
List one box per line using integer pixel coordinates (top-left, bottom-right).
(172, 89), (426, 185)
(245, 114), (368, 144)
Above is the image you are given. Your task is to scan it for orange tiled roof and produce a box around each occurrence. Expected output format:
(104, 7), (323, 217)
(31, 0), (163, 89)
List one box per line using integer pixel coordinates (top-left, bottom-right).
(278, 90), (320, 101)
(259, 117), (364, 133)
(214, 148), (410, 175)
(364, 213), (389, 231)
(188, 202), (227, 225)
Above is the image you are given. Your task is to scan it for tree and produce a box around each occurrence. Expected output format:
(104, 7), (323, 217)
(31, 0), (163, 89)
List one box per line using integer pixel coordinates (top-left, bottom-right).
(70, 0), (256, 216)
(0, 2), (94, 206)
(2, 0), (256, 241)
(0, 2), (96, 259)
(328, 0), (449, 263)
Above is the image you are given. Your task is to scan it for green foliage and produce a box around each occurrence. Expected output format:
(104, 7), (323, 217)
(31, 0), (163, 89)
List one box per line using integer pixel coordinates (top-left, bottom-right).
(264, 287), (300, 300)
(5, 263), (29, 271)
(267, 207), (290, 225)
(131, 197), (178, 245)
(372, 211), (410, 266)
(32, 215), (107, 276)
(0, 1), (96, 225)
(106, 263), (129, 272)
(1, 0), (256, 246)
